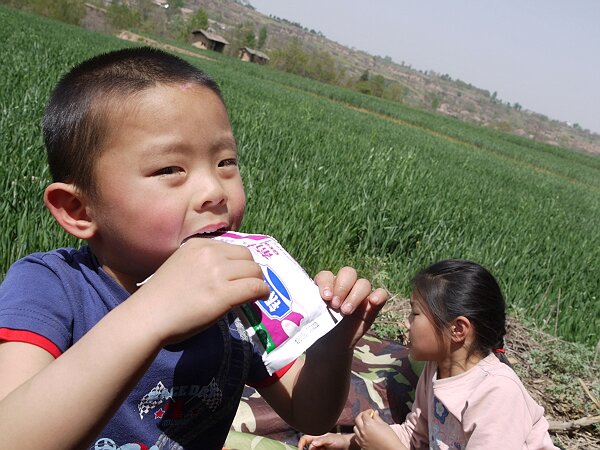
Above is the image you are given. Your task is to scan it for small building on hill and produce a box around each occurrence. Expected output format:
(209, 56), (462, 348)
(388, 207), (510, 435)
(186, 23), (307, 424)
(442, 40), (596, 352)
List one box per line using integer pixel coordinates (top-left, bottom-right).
(238, 47), (269, 65)
(190, 29), (229, 53)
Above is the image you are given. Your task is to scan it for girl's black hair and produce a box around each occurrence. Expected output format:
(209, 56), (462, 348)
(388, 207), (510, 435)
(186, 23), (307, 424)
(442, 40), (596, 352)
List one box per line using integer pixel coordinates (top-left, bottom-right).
(411, 259), (510, 365)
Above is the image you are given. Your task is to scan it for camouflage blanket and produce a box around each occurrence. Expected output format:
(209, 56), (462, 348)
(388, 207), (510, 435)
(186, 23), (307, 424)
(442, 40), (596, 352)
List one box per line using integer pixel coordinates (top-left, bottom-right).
(226, 333), (423, 448)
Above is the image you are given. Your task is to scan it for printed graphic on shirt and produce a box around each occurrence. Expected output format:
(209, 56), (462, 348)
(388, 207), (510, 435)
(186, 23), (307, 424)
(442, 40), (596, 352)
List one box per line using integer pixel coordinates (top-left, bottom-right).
(94, 439), (158, 450)
(433, 397), (449, 424)
(92, 314), (254, 449)
(138, 378), (223, 422)
(430, 396), (467, 450)
(138, 381), (171, 420)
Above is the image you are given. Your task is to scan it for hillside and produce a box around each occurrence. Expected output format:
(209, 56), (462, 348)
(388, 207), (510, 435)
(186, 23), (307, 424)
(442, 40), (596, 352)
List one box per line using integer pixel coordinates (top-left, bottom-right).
(2, 3), (599, 447)
(187, 0), (600, 156)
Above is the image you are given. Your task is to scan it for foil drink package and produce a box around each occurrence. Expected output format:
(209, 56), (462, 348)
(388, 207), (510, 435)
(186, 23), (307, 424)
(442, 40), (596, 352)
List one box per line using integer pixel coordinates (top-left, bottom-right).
(212, 231), (343, 375)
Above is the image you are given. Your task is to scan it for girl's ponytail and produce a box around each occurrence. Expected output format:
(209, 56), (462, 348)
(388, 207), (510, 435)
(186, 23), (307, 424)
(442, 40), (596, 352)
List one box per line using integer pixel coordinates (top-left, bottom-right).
(492, 339), (511, 366)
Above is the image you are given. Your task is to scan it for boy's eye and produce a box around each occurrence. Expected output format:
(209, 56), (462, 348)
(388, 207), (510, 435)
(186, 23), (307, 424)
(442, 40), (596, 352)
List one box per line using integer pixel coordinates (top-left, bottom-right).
(218, 158), (238, 167)
(153, 166), (183, 176)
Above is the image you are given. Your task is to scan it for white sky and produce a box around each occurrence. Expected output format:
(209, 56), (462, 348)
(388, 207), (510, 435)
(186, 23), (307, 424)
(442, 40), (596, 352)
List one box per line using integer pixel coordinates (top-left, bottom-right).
(249, 0), (600, 134)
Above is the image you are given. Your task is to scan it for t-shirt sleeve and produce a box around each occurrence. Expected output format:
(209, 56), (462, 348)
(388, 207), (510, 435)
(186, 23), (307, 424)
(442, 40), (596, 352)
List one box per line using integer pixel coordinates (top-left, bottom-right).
(462, 375), (533, 448)
(0, 255), (74, 354)
(392, 363), (432, 449)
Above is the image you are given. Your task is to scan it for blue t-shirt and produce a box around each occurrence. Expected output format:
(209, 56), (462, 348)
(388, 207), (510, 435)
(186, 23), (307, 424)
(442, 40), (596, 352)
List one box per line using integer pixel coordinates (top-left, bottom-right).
(0, 247), (273, 449)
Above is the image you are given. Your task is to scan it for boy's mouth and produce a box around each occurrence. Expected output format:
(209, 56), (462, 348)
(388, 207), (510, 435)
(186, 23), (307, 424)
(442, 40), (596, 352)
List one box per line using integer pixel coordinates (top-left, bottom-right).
(182, 227), (229, 244)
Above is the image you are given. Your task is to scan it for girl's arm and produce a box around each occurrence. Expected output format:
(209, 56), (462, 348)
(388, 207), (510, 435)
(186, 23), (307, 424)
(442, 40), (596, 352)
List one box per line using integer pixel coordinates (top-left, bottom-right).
(390, 363), (433, 449)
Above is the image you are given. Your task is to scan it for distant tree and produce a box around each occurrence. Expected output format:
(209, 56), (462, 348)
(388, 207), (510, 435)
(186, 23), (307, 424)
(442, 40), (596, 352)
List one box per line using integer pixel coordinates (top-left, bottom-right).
(178, 8), (208, 41)
(513, 102), (522, 111)
(371, 74), (385, 97)
(270, 37), (310, 76)
(107, 0), (141, 30)
(46, 0), (85, 24)
(383, 81), (405, 102)
(243, 27), (256, 48)
(351, 71), (388, 98)
(223, 22), (256, 56)
(6, 0), (85, 25)
(307, 50), (344, 84)
(257, 25), (267, 49)
(352, 70), (372, 95)
(188, 8), (209, 31)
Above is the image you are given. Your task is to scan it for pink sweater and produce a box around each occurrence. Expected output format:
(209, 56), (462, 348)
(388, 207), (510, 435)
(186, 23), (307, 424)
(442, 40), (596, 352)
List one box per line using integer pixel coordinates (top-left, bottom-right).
(391, 354), (559, 449)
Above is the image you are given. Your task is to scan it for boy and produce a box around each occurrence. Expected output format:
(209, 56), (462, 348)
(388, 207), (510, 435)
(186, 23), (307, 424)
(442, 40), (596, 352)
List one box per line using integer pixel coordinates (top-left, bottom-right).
(0, 47), (388, 449)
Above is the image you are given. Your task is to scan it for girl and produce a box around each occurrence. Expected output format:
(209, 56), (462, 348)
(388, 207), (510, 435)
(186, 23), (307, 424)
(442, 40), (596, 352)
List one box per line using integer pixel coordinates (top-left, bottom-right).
(299, 259), (559, 450)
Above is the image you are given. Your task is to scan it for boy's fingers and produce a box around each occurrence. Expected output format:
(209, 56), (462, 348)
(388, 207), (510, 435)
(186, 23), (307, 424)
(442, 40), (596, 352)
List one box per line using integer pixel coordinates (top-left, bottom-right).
(220, 259), (264, 281)
(228, 278), (270, 304)
(368, 288), (389, 306)
(331, 266), (357, 308)
(337, 278), (371, 315)
(314, 270), (335, 301)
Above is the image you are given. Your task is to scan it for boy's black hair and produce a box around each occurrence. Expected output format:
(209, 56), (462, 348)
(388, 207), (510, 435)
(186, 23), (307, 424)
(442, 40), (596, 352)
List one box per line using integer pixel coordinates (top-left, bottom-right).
(411, 259), (510, 364)
(43, 46), (223, 198)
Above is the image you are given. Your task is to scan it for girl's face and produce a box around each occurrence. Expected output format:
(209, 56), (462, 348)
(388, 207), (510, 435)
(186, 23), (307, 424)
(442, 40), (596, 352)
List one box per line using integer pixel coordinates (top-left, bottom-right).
(87, 83), (246, 292)
(405, 293), (446, 362)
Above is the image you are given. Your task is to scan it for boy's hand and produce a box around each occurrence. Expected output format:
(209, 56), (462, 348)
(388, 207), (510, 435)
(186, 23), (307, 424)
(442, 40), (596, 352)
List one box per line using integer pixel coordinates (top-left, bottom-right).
(314, 267), (388, 349)
(354, 410), (404, 450)
(135, 238), (270, 346)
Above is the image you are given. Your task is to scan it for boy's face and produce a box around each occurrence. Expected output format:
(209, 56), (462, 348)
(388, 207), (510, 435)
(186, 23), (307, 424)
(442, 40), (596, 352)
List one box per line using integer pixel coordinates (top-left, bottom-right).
(88, 83), (245, 290)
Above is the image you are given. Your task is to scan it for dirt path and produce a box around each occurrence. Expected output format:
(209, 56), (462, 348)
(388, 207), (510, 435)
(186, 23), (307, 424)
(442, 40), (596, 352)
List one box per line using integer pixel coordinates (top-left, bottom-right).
(116, 30), (214, 62)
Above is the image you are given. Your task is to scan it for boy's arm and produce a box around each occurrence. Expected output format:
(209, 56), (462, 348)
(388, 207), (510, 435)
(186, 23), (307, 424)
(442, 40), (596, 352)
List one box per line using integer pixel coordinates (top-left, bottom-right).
(0, 295), (164, 449)
(259, 267), (388, 434)
(0, 342), (54, 400)
(0, 240), (270, 450)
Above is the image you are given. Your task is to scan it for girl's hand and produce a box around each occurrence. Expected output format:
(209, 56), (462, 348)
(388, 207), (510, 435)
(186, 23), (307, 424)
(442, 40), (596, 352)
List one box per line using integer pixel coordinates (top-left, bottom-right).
(354, 410), (405, 450)
(297, 432), (355, 450)
(314, 267), (388, 349)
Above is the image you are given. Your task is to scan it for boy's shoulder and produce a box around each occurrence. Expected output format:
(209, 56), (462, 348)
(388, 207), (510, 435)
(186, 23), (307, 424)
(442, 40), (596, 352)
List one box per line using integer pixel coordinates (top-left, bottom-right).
(17, 246), (94, 267)
(0, 245), (127, 352)
(4, 246), (102, 282)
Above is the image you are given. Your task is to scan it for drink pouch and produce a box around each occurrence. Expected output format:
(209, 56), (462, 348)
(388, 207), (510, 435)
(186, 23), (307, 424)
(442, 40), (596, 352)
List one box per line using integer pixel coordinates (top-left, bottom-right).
(212, 231), (343, 375)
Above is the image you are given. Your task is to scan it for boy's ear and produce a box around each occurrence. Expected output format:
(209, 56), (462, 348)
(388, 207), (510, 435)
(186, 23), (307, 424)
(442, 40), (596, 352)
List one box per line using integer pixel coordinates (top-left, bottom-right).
(44, 182), (97, 240)
(450, 316), (472, 343)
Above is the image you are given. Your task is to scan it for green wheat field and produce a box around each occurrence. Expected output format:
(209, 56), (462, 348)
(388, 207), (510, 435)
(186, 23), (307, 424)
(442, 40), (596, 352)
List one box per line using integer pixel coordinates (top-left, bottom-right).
(1, 5), (598, 347)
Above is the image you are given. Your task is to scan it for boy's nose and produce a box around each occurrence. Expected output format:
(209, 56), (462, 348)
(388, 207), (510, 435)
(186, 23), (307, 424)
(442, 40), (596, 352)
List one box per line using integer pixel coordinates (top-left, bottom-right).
(192, 177), (226, 211)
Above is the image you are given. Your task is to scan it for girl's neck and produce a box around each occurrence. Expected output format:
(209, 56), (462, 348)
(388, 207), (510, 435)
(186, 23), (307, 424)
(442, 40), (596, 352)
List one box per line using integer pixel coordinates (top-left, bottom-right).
(437, 349), (484, 379)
